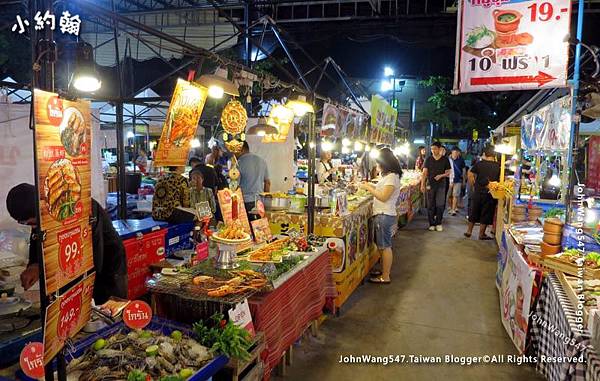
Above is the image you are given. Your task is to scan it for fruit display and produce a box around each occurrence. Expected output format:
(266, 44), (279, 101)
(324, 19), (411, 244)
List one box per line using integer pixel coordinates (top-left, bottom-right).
(191, 269), (268, 297)
(247, 238), (290, 263)
(213, 220), (249, 241)
(286, 236), (311, 252)
(67, 329), (212, 381)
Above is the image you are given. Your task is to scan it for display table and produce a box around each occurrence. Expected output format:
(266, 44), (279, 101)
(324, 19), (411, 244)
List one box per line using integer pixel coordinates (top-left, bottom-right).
(528, 273), (596, 381)
(248, 249), (335, 380)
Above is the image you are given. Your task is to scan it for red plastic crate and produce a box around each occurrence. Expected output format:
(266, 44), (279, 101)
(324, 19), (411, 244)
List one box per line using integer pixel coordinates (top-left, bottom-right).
(123, 228), (167, 299)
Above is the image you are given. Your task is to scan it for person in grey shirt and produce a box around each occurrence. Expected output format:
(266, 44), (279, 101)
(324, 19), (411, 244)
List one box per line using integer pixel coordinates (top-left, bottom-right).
(235, 141), (271, 212)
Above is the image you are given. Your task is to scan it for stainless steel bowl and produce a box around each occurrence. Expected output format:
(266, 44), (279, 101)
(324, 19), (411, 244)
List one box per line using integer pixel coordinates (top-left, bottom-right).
(260, 195), (291, 211)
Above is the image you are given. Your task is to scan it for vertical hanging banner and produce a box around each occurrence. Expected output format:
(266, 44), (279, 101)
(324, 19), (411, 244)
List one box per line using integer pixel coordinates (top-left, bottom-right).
(34, 89), (94, 294)
(454, 0), (571, 93)
(43, 274), (95, 364)
(154, 79), (208, 167)
(370, 96), (397, 144)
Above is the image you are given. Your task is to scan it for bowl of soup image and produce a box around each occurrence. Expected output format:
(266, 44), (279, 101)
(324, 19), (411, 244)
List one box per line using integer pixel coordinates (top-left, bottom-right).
(493, 9), (522, 33)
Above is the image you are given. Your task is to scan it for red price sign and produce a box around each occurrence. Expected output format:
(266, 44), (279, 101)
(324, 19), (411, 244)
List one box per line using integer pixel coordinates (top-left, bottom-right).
(57, 226), (83, 277)
(20, 342), (45, 379)
(123, 301), (152, 330)
(57, 282), (83, 339)
(46, 96), (63, 126)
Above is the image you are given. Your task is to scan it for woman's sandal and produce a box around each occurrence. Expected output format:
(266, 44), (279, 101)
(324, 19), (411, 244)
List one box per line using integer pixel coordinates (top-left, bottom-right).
(479, 235), (494, 240)
(368, 276), (391, 284)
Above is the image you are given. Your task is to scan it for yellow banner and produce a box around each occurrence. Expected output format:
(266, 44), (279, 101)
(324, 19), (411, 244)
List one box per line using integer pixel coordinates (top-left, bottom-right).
(154, 79), (208, 167)
(370, 96), (397, 144)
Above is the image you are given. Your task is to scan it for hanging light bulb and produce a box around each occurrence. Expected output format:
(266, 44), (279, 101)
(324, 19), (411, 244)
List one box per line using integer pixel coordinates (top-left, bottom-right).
(365, 144), (371, 152)
(308, 141), (316, 148)
(354, 141), (363, 152)
(197, 67), (239, 98)
(207, 85), (224, 99)
(285, 95), (314, 117)
(70, 42), (102, 92)
(321, 140), (334, 152)
(342, 138), (351, 147)
(369, 148), (380, 159)
(191, 138), (201, 148)
(342, 146), (351, 154)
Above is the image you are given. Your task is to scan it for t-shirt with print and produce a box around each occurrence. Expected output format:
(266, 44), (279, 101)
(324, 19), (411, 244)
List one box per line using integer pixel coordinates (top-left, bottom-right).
(424, 155), (451, 188)
(372, 173), (401, 216)
(451, 156), (466, 183)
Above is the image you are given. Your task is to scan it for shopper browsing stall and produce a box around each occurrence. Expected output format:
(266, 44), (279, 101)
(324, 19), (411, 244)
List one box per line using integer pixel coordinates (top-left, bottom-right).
(421, 142), (451, 231)
(134, 148), (148, 174)
(317, 150), (337, 184)
(415, 146), (426, 171)
(152, 166), (191, 222)
(189, 156), (218, 193)
(6, 183), (127, 305)
(359, 147), (403, 284)
(235, 141), (271, 212)
(464, 145), (501, 240)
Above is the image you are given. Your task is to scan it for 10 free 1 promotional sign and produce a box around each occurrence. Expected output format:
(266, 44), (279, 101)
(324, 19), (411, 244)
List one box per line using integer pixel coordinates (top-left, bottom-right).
(454, 0), (572, 93)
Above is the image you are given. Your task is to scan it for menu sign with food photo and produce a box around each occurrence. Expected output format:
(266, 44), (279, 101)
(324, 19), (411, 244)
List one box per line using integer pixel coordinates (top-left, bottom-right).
(454, 0), (571, 93)
(43, 274), (95, 363)
(34, 89), (94, 294)
(154, 79), (208, 167)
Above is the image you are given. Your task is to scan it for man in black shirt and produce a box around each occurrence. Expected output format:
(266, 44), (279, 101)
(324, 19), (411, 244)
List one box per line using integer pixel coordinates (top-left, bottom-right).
(6, 183), (127, 304)
(421, 142), (452, 231)
(464, 145), (501, 240)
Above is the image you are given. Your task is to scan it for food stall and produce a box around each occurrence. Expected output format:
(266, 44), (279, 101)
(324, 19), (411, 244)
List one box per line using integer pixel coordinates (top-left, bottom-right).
(264, 169), (422, 309)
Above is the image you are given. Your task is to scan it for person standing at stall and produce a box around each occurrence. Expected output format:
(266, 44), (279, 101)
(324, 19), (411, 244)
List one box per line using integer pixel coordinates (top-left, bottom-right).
(205, 144), (223, 166)
(448, 147), (466, 216)
(415, 146), (426, 171)
(189, 167), (217, 214)
(152, 166), (191, 223)
(134, 149), (148, 175)
(235, 141), (271, 212)
(317, 150), (337, 184)
(421, 142), (451, 231)
(6, 183), (127, 305)
(464, 145), (501, 240)
(359, 148), (403, 284)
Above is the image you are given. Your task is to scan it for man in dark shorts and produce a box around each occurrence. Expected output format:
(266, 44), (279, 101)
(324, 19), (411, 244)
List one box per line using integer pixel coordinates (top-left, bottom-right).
(464, 145), (501, 240)
(421, 142), (451, 231)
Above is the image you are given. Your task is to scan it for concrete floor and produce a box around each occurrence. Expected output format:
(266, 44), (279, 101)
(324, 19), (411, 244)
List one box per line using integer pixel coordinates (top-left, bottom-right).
(276, 212), (544, 381)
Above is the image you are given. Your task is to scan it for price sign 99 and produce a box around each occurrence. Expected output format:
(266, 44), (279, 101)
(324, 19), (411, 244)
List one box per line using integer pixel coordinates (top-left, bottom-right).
(57, 226), (83, 277)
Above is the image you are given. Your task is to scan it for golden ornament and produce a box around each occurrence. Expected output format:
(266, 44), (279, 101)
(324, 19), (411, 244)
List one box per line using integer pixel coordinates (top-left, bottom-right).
(225, 139), (244, 154)
(221, 100), (248, 135)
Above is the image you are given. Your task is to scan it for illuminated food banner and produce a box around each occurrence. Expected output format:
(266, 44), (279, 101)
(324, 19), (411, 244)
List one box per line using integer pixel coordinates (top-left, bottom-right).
(34, 89), (94, 294)
(454, 0), (571, 93)
(154, 79), (208, 167)
(370, 96), (396, 144)
(521, 96), (571, 151)
(263, 104), (295, 143)
(43, 274), (95, 364)
(321, 103), (364, 140)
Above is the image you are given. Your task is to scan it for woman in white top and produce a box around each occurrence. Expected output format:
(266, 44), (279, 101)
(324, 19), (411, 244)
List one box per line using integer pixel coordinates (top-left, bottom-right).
(359, 147), (403, 284)
(317, 151), (336, 184)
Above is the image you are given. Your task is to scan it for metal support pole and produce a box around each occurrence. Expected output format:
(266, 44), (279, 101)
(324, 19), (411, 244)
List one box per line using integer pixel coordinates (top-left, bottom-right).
(269, 24), (311, 91)
(245, 1), (252, 68)
(566, 0), (586, 222)
(112, 0), (128, 220)
(329, 58), (367, 113)
(307, 111), (316, 234)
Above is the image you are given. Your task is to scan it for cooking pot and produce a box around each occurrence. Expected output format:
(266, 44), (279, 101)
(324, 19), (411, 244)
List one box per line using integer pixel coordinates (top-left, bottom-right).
(259, 195), (290, 211)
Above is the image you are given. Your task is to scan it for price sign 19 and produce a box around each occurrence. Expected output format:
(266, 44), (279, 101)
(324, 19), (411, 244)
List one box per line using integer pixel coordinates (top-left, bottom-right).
(57, 225), (83, 277)
(528, 2), (570, 22)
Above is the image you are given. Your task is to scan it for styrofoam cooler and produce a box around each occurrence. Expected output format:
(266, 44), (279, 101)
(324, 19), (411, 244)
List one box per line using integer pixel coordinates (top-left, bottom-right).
(165, 222), (195, 256)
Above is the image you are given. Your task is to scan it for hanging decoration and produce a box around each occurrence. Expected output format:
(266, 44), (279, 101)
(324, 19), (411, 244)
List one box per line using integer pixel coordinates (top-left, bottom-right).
(263, 104), (295, 143)
(221, 99), (248, 154)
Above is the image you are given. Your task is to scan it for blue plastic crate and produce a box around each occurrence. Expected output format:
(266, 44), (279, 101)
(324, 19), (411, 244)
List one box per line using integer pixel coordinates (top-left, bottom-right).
(16, 317), (227, 381)
(562, 224), (600, 252)
(166, 222), (195, 256)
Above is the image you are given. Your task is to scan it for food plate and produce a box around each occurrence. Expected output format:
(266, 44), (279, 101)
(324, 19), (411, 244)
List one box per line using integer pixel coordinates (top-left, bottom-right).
(59, 107), (86, 157)
(211, 232), (251, 245)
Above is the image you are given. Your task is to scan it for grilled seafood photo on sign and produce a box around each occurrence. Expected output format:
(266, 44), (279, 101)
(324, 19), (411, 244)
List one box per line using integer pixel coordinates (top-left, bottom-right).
(60, 107), (87, 156)
(44, 158), (82, 221)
